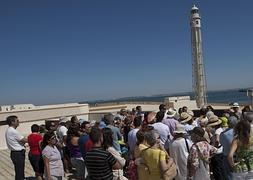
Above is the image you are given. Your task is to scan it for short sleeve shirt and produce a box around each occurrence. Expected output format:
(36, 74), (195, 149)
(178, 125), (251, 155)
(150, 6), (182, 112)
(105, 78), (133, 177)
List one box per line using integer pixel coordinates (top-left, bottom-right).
(42, 145), (64, 177)
(5, 127), (25, 151)
(28, 133), (43, 155)
(85, 148), (116, 180)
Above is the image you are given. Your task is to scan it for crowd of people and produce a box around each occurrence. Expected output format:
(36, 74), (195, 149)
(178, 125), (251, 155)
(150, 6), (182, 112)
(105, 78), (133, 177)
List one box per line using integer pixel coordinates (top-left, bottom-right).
(4, 103), (253, 180)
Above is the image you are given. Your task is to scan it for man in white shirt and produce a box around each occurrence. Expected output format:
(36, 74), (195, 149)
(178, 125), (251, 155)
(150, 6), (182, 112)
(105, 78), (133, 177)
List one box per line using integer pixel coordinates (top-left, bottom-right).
(151, 112), (170, 146)
(127, 116), (142, 159)
(5, 115), (27, 180)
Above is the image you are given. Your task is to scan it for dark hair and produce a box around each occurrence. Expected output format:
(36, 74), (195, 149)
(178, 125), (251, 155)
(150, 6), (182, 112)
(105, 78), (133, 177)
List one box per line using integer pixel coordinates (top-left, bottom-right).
(243, 111), (253, 123)
(242, 106), (251, 119)
(199, 108), (207, 116)
(136, 106), (142, 111)
(41, 131), (55, 149)
(6, 115), (18, 126)
(133, 116), (142, 127)
(90, 127), (102, 144)
(39, 124), (46, 133)
(102, 127), (113, 149)
(182, 106), (188, 112)
(71, 116), (78, 124)
(31, 124), (40, 133)
(234, 120), (251, 147)
(159, 104), (166, 111)
(136, 130), (145, 146)
(187, 119), (193, 125)
(191, 127), (206, 143)
(192, 127), (205, 137)
(155, 111), (164, 122)
(104, 114), (114, 125)
(81, 121), (90, 129)
(206, 105), (214, 111)
(67, 124), (80, 137)
(178, 108), (182, 115)
(136, 125), (154, 145)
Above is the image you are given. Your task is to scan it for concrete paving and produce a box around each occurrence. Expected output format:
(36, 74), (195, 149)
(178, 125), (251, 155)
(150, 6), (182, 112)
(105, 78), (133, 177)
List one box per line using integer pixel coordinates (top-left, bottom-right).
(0, 148), (75, 180)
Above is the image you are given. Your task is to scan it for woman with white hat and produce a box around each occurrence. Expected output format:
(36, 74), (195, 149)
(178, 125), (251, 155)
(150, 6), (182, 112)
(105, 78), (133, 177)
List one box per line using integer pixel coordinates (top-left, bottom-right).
(169, 124), (192, 180)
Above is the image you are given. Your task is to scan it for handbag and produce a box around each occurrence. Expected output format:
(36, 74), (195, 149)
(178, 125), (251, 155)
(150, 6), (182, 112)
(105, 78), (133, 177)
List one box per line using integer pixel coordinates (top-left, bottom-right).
(159, 150), (177, 180)
(126, 159), (138, 180)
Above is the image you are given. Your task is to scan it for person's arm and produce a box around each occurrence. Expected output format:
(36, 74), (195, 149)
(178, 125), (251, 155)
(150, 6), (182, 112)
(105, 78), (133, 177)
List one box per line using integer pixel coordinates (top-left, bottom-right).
(15, 131), (28, 144)
(63, 135), (67, 145)
(228, 138), (238, 168)
(43, 156), (52, 180)
(112, 161), (122, 170)
(20, 137), (28, 144)
(108, 147), (126, 167)
(107, 152), (122, 170)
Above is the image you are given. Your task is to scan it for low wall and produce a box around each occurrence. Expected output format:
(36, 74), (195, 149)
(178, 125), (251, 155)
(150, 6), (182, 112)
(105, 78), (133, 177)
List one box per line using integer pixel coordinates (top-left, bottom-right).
(0, 103), (89, 150)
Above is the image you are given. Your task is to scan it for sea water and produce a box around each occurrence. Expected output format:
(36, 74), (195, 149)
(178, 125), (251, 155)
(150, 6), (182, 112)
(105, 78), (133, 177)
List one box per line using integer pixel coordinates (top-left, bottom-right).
(88, 89), (252, 105)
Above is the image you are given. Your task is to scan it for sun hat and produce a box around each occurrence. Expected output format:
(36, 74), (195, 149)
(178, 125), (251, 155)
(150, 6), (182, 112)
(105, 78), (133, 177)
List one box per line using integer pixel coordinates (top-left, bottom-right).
(207, 115), (222, 127)
(167, 108), (177, 118)
(231, 102), (240, 108)
(59, 117), (68, 124)
(220, 116), (228, 127)
(159, 104), (166, 111)
(206, 111), (214, 119)
(180, 112), (193, 123)
(174, 124), (186, 134)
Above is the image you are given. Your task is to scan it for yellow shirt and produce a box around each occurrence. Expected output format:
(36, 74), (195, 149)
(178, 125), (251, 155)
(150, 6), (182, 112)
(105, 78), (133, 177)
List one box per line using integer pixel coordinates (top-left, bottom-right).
(135, 144), (149, 180)
(141, 148), (166, 180)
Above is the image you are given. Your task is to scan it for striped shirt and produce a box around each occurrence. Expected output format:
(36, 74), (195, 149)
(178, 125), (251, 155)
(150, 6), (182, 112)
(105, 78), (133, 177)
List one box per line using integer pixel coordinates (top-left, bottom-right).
(85, 147), (116, 180)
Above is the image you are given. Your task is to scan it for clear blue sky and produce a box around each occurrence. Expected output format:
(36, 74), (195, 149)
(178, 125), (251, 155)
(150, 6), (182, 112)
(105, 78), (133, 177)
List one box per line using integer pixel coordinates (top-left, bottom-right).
(1, 0), (252, 105)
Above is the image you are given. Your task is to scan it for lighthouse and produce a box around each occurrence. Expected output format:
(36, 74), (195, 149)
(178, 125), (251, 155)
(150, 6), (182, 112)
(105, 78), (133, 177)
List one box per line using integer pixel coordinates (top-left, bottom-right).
(190, 5), (207, 108)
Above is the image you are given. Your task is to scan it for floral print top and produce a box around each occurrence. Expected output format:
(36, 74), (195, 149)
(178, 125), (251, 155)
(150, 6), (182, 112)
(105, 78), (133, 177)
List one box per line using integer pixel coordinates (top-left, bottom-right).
(187, 141), (217, 179)
(234, 137), (253, 173)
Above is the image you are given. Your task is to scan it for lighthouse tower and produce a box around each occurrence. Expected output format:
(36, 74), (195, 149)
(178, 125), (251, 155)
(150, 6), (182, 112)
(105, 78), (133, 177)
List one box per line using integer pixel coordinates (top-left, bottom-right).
(190, 5), (207, 108)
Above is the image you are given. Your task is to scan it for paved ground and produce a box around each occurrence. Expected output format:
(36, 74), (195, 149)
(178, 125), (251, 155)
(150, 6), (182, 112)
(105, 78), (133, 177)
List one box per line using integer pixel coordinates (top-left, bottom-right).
(0, 148), (75, 180)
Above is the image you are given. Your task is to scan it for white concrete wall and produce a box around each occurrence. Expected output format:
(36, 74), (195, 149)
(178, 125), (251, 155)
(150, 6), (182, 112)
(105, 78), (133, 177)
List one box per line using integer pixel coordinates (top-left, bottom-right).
(89, 104), (160, 114)
(0, 103), (89, 122)
(0, 103), (89, 150)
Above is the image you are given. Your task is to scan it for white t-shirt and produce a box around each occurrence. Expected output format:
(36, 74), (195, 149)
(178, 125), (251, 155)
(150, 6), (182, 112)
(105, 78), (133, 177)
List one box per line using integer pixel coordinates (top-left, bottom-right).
(215, 127), (223, 154)
(5, 127), (25, 151)
(169, 138), (193, 180)
(128, 128), (139, 153)
(42, 145), (64, 177)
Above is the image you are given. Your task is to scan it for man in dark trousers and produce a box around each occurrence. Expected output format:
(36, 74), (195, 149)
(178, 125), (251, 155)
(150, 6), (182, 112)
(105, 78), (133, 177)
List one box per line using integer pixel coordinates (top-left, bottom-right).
(5, 115), (28, 180)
